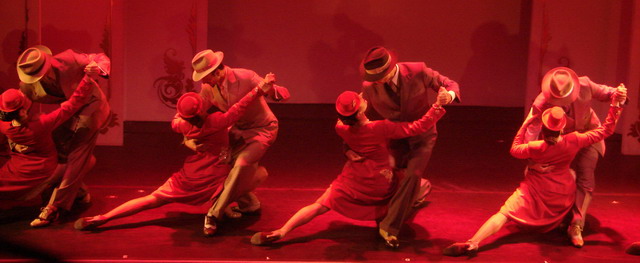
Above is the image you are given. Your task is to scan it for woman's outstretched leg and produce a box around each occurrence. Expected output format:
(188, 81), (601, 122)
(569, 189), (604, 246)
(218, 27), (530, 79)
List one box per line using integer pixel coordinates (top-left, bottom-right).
(251, 203), (329, 245)
(74, 195), (169, 230)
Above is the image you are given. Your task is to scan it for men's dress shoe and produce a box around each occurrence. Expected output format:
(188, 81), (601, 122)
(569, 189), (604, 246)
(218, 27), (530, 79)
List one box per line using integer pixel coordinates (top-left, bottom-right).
(443, 241), (478, 257)
(567, 224), (584, 248)
(231, 202), (262, 216)
(74, 216), (106, 230)
(203, 215), (218, 237)
(30, 205), (58, 227)
(250, 231), (281, 246)
(379, 228), (400, 249)
(626, 242), (640, 255)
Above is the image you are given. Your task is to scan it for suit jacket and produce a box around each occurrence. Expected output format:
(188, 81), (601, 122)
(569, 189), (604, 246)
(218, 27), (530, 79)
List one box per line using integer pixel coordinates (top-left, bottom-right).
(199, 67), (290, 141)
(19, 49), (111, 131)
(361, 62), (460, 137)
(524, 76), (617, 155)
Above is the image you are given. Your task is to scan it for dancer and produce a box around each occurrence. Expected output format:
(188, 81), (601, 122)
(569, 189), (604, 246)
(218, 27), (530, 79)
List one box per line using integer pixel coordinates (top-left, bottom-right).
(522, 67), (627, 247)
(73, 74), (274, 231)
(0, 76), (94, 201)
(443, 93), (625, 257)
(250, 88), (449, 246)
(189, 50), (290, 236)
(17, 45), (112, 227)
(351, 46), (461, 247)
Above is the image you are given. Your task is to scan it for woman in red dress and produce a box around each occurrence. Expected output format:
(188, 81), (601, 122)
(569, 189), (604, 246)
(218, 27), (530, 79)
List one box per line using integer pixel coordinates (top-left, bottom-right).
(0, 76), (93, 203)
(443, 94), (625, 256)
(251, 88), (449, 246)
(74, 74), (274, 233)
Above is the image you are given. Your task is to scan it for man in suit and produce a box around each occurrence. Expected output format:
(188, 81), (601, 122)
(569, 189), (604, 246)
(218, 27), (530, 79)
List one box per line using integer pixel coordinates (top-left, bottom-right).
(523, 67), (627, 247)
(190, 49), (290, 236)
(355, 46), (461, 247)
(17, 45), (111, 227)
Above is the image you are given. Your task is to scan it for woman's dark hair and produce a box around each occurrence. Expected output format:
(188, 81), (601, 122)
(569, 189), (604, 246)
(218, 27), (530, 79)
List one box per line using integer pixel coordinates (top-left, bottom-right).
(184, 115), (204, 127)
(338, 111), (359, 126)
(541, 126), (561, 145)
(0, 110), (20, 122)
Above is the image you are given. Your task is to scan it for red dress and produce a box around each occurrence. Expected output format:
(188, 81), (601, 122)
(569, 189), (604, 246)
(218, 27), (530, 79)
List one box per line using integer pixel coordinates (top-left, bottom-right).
(0, 80), (92, 200)
(317, 106), (446, 220)
(501, 106), (622, 231)
(151, 87), (261, 204)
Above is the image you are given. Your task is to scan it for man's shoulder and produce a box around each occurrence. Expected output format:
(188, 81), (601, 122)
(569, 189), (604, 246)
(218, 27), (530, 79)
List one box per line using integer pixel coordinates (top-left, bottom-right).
(228, 67), (257, 79)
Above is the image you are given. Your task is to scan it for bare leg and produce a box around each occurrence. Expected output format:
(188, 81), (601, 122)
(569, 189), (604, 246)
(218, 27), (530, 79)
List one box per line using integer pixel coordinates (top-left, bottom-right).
(468, 213), (509, 246)
(75, 195), (169, 230)
(270, 203), (330, 238)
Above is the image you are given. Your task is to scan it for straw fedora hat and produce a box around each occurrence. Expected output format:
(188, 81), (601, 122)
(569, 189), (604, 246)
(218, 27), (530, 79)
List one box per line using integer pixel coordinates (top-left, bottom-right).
(360, 46), (398, 82)
(541, 67), (580, 106)
(16, 45), (53, 84)
(335, 91), (362, 116)
(192, 49), (224, 81)
(177, 92), (203, 118)
(541, 106), (567, 131)
(0, 89), (32, 113)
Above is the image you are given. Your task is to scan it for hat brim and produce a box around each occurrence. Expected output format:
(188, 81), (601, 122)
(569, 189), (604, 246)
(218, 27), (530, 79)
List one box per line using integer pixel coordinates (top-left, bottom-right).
(541, 67), (580, 106)
(17, 49), (52, 84)
(359, 51), (398, 82)
(0, 91), (31, 112)
(192, 51), (224, 81)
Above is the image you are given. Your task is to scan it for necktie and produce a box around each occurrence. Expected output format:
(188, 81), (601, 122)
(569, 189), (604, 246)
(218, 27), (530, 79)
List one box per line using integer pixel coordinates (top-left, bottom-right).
(384, 82), (400, 105)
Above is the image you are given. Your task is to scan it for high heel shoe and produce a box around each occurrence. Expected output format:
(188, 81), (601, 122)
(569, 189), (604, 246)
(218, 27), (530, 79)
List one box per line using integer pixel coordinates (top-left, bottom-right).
(250, 231), (281, 246)
(379, 228), (400, 249)
(74, 215), (107, 230)
(203, 215), (218, 237)
(567, 224), (584, 248)
(443, 240), (479, 256)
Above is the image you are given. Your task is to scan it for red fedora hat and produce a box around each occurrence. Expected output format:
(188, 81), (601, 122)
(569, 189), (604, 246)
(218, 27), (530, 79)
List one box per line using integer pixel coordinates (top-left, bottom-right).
(541, 106), (567, 131)
(541, 67), (580, 106)
(176, 92), (203, 118)
(359, 46), (398, 82)
(335, 91), (362, 116)
(0, 89), (32, 113)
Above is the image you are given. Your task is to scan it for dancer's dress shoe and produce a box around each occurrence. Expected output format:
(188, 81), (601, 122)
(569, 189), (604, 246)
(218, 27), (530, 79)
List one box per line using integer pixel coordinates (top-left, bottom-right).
(626, 241), (640, 255)
(379, 228), (400, 249)
(74, 216), (106, 230)
(567, 224), (584, 248)
(30, 205), (58, 227)
(443, 241), (478, 256)
(231, 202), (262, 216)
(250, 231), (281, 246)
(203, 215), (218, 237)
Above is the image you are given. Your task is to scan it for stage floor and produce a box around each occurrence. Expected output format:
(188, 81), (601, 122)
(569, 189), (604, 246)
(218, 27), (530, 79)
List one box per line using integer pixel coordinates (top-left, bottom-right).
(1, 106), (639, 262)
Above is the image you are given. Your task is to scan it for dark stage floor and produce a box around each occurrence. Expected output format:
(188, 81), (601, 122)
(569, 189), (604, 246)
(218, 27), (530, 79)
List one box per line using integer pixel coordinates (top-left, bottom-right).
(1, 105), (639, 262)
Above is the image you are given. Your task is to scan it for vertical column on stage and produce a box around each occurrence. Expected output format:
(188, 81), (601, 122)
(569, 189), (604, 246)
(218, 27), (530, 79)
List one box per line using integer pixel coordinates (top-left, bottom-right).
(621, 0), (640, 155)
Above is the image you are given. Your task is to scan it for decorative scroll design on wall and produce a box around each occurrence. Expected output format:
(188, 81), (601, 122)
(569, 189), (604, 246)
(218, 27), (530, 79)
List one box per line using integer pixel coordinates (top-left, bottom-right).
(99, 11), (119, 134)
(154, 48), (195, 108)
(155, 2), (198, 109)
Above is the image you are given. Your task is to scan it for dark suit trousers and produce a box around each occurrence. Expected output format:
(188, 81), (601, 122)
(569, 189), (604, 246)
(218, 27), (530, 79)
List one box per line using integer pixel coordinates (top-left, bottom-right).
(571, 145), (599, 228)
(380, 132), (437, 236)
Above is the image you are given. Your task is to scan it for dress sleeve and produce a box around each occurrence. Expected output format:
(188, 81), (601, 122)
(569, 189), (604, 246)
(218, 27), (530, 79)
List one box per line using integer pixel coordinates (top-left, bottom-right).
(573, 106), (623, 148)
(203, 86), (264, 131)
(383, 106), (446, 139)
(250, 72), (290, 102)
(40, 76), (93, 129)
(510, 114), (536, 159)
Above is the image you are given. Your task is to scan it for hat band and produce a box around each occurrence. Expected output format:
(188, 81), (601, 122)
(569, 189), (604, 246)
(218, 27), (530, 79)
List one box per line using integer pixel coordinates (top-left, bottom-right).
(364, 54), (391, 75)
(20, 58), (46, 75)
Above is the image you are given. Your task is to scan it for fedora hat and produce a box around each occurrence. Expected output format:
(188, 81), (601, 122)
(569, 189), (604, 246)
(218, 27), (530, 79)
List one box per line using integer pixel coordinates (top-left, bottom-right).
(541, 67), (580, 106)
(336, 91), (362, 116)
(192, 49), (224, 81)
(541, 106), (567, 131)
(17, 45), (53, 84)
(360, 46), (398, 82)
(0, 89), (32, 113)
(177, 92), (203, 118)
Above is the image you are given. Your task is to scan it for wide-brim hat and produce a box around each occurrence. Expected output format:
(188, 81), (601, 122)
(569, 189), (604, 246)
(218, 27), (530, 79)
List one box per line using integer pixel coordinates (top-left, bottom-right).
(336, 91), (362, 116)
(192, 49), (224, 81)
(17, 45), (53, 84)
(177, 92), (203, 118)
(541, 67), (580, 106)
(541, 106), (567, 131)
(0, 89), (32, 112)
(359, 46), (398, 82)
